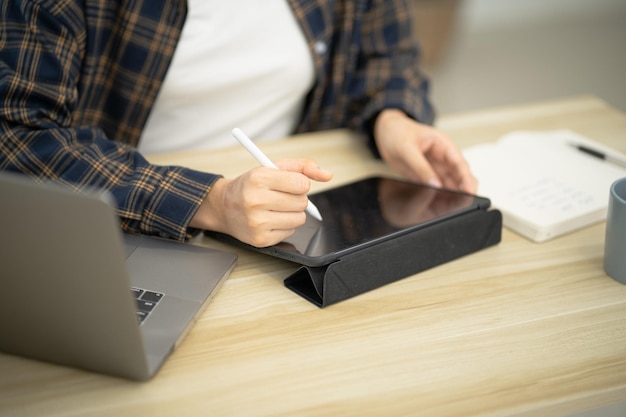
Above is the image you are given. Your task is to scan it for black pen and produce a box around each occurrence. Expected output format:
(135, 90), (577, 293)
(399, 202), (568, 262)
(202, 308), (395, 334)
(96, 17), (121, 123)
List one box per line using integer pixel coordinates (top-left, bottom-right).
(569, 143), (626, 169)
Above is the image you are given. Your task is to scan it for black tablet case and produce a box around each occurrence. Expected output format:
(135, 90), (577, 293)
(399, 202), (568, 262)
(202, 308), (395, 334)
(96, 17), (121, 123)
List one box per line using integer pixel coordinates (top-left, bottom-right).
(284, 208), (502, 307)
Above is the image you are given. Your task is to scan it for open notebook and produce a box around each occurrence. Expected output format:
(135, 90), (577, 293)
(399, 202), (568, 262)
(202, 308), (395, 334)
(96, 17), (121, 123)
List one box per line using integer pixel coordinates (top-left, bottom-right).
(462, 129), (626, 242)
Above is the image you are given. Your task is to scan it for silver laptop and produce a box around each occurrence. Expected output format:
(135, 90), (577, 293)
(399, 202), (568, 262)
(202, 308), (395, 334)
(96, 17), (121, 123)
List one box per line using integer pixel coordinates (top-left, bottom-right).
(0, 172), (237, 380)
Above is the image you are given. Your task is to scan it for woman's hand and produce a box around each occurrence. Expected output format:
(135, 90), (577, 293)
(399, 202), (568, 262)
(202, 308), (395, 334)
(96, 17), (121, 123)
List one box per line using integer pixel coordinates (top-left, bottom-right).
(191, 159), (332, 247)
(373, 109), (477, 193)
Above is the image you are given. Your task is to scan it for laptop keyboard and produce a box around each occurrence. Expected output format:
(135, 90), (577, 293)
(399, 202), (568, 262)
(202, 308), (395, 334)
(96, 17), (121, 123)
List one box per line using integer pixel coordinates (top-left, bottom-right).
(131, 287), (164, 325)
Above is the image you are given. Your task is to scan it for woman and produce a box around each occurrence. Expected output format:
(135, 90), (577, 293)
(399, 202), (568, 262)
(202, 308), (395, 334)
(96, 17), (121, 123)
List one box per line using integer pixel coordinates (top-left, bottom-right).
(0, 0), (475, 246)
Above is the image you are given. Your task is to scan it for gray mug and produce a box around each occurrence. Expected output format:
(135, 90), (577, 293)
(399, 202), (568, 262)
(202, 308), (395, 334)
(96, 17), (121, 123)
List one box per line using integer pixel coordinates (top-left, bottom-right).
(604, 177), (626, 284)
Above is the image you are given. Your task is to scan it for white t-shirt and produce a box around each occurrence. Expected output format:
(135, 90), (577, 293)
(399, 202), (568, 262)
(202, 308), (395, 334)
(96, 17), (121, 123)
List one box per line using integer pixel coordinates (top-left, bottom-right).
(138, 0), (315, 154)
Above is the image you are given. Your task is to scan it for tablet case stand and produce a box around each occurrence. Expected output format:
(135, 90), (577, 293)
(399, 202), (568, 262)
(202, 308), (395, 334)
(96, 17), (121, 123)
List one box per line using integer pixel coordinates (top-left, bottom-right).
(284, 209), (502, 308)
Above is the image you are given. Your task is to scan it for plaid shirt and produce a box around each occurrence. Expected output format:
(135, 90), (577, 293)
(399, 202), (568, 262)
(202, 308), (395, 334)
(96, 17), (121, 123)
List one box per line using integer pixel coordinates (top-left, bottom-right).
(1, 0), (433, 241)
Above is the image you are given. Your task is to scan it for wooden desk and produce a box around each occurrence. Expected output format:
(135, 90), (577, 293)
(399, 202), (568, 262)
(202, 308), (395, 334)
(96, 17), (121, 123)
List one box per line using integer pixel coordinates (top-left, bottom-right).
(2, 96), (625, 417)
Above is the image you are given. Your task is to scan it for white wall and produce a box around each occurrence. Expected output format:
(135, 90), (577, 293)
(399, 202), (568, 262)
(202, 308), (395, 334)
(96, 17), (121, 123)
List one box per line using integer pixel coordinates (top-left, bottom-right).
(427, 0), (626, 115)
(458, 0), (626, 32)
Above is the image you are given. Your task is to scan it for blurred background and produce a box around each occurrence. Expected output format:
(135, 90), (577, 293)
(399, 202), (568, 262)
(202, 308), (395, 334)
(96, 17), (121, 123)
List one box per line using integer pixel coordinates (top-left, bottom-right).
(410, 0), (626, 115)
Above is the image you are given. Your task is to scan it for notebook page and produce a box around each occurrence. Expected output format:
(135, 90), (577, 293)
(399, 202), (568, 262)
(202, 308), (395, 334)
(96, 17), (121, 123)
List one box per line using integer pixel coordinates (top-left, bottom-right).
(463, 130), (626, 241)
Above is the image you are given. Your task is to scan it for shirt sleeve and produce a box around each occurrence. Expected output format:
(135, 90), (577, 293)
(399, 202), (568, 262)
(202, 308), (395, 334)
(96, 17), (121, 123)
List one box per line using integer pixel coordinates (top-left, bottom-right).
(293, 0), (435, 143)
(356, 0), (436, 133)
(0, 0), (217, 242)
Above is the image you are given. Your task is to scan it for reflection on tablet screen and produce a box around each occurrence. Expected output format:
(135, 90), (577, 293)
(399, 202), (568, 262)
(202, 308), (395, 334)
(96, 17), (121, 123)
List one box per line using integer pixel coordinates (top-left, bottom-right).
(274, 177), (481, 258)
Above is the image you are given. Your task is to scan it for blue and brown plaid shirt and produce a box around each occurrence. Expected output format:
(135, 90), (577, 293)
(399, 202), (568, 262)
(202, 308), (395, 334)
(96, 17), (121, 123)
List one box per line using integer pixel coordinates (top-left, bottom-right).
(1, 0), (434, 241)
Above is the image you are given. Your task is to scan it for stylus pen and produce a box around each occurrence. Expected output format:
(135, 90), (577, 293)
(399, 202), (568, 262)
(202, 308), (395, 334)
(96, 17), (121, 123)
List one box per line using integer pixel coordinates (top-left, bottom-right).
(231, 128), (323, 221)
(569, 142), (626, 169)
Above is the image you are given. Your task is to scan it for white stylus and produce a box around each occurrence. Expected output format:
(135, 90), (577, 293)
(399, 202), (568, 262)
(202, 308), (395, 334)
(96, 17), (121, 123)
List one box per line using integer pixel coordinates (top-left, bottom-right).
(231, 128), (323, 221)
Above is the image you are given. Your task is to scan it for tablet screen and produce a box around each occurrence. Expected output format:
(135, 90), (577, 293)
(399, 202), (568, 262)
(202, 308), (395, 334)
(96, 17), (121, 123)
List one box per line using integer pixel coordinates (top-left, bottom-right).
(266, 176), (489, 265)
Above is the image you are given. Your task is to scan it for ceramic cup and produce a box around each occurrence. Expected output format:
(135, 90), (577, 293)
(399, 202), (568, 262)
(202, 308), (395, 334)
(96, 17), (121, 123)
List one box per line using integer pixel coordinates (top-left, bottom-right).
(604, 177), (626, 284)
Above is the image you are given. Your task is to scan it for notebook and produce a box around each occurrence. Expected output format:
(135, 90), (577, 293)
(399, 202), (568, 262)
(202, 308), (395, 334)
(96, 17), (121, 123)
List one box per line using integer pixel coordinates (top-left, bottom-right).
(0, 171), (237, 380)
(462, 129), (626, 242)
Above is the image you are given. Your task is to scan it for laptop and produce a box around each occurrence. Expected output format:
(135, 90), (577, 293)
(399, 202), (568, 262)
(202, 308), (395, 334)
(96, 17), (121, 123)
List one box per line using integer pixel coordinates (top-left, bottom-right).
(0, 172), (237, 380)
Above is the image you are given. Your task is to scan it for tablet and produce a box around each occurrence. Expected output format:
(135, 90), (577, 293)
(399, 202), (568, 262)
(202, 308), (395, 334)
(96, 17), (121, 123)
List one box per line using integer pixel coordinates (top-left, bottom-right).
(205, 176), (491, 267)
